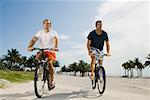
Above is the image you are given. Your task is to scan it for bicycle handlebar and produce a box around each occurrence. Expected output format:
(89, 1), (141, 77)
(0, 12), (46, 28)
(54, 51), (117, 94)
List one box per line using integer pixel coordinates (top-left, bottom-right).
(32, 47), (59, 51)
(95, 53), (107, 57)
(103, 54), (107, 56)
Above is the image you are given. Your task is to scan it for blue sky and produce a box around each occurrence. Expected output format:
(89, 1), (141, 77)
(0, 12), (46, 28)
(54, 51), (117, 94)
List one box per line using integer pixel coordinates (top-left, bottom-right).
(0, 0), (149, 76)
(1, 0), (99, 54)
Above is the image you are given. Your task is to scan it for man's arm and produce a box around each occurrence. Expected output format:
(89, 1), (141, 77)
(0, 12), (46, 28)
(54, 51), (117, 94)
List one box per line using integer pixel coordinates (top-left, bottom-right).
(106, 40), (110, 56)
(53, 36), (59, 50)
(27, 36), (38, 51)
(87, 39), (92, 54)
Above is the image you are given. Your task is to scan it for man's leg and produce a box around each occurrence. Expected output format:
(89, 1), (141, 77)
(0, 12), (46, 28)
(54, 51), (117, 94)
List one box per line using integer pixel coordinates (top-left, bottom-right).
(35, 51), (42, 60)
(48, 59), (55, 86)
(91, 56), (96, 80)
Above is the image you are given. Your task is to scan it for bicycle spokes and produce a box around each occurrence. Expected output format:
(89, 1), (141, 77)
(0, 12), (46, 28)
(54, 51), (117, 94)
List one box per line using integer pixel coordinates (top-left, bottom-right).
(97, 67), (106, 94)
(34, 66), (46, 98)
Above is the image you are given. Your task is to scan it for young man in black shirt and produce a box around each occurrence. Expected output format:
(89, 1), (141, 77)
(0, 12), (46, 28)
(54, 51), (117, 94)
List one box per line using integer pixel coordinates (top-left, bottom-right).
(87, 20), (111, 80)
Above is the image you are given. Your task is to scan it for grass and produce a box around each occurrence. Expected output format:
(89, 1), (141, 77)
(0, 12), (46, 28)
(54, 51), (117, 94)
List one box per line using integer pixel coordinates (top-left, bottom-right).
(0, 70), (34, 83)
(0, 83), (4, 88)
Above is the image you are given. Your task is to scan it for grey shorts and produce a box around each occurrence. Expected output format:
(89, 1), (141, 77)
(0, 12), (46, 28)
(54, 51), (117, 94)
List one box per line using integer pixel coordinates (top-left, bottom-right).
(91, 47), (104, 60)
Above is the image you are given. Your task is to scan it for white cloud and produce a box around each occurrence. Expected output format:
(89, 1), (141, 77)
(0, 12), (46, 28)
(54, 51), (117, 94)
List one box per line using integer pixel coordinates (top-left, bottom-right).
(58, 32), (90, 66)
(57, 1), (149, 76)
(57, 46), (89, 66)
(94, 1), (149, 76)
(81, 31), (91, 38)
(59, 34), (69, 40)
(63, 41), (77, 46)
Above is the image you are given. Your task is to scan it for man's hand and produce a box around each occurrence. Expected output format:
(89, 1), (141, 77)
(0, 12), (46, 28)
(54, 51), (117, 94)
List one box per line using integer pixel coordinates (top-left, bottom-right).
(27, 47), (34, 51)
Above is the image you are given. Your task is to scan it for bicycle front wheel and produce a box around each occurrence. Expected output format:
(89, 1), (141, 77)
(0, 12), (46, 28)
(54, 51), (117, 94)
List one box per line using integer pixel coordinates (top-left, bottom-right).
(34, 65), (45, 98)
(97, 66), (106, 94)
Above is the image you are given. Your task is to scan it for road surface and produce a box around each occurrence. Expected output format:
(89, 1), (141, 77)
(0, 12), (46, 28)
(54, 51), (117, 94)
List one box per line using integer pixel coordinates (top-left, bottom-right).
(0, 75), (149, 100)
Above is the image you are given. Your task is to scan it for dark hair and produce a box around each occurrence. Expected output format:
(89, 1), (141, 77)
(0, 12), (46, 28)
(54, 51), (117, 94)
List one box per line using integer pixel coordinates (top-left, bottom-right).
(95, 20), (102, 26)
(43, 19), (51, 24)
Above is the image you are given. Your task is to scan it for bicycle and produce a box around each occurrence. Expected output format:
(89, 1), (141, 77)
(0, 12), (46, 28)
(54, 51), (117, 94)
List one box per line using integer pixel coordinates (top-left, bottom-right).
(32, 48), (56, 98)
(88, 47), (107, 94)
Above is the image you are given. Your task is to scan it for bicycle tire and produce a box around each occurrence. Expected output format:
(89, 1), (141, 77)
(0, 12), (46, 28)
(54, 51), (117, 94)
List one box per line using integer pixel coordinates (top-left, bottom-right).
(46, 68), (51, 90)
(34, 66), (45, 98)
(97, 66), (106, 94)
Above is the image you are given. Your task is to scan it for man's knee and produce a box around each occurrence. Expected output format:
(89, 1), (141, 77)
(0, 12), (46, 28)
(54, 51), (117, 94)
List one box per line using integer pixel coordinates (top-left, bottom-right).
(99, 60), (103, 65)
(35, 52), (42, 60)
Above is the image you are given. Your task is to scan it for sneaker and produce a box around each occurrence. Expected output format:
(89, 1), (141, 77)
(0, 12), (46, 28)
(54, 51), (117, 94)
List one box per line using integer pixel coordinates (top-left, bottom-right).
(49, 81), (55, 90)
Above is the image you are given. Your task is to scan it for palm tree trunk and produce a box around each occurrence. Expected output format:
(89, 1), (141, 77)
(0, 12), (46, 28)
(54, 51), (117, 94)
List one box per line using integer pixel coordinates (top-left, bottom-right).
(140, 69), (142, 77)
(137, 68), (138, 77)
(81, 72), (85, 77)
(127, 69), (129, 77)
(11, 62), (13, 70)
(130, 69), (132, 77)
(74, 71), (76, 76)
(132, 68), (134, 77)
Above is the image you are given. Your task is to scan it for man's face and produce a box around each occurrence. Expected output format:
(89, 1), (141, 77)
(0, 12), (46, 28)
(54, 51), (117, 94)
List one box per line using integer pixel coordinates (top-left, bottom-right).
(43, 21), (51, 29)
(96, 22), (102, 30)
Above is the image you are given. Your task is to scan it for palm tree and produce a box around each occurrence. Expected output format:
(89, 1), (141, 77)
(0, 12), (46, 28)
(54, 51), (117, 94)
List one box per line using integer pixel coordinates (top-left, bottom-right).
(78, 60), (89, 77)
(138, 63), (144, 77)
(27, 55), (36, 69)
(134, 58), (144, 77)
(2, 55), (10, 69)
(0, 57), (5, 70)
(53, 60), (60, 73)
(18, 56), (27, 70)
(128, 60), (135, 78)
(144, 54), (150, 67)
(19, 56), (27, 66)
(134, 58), (141, 77)
(69, 62), (78, 76)
(4, 49), (21, 70)
(122, 62), (130, 77)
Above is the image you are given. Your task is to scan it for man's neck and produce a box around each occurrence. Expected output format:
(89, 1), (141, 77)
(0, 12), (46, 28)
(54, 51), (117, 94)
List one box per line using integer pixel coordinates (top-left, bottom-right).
(96, 29), (102, 35)
(44, 28), (49, 33)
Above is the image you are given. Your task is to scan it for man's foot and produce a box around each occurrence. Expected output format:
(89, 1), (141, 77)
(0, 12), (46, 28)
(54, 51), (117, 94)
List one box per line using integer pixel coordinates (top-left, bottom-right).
(90, 75), (94, 80)
(49, 81), (55, 90)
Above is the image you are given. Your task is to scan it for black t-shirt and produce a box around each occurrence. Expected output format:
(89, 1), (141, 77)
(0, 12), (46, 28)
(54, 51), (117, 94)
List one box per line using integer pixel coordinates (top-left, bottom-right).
(87, 30), (109, 51)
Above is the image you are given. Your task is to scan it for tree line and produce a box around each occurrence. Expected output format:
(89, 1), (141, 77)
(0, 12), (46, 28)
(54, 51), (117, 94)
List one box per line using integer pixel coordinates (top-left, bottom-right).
(61, 60), (90, 77)
(0, 48), (59, 71)
(122, 54), (150, 77)
(0, 48), (149, 78)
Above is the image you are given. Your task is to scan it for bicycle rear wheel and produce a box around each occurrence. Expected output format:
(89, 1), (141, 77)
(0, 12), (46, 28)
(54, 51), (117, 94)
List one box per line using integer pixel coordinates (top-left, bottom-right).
(97, 66), (106, 94)
(34, 65), (46, 98)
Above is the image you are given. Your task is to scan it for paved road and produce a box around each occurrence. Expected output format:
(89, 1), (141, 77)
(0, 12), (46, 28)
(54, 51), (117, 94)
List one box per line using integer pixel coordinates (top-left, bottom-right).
(0, 75), (149, 100)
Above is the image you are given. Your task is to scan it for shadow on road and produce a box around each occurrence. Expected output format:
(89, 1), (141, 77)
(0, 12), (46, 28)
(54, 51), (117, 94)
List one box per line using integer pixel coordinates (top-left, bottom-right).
(0, 88), (102, 100)
(33, 88), (102, 100)
(0, 90), (34, 100)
